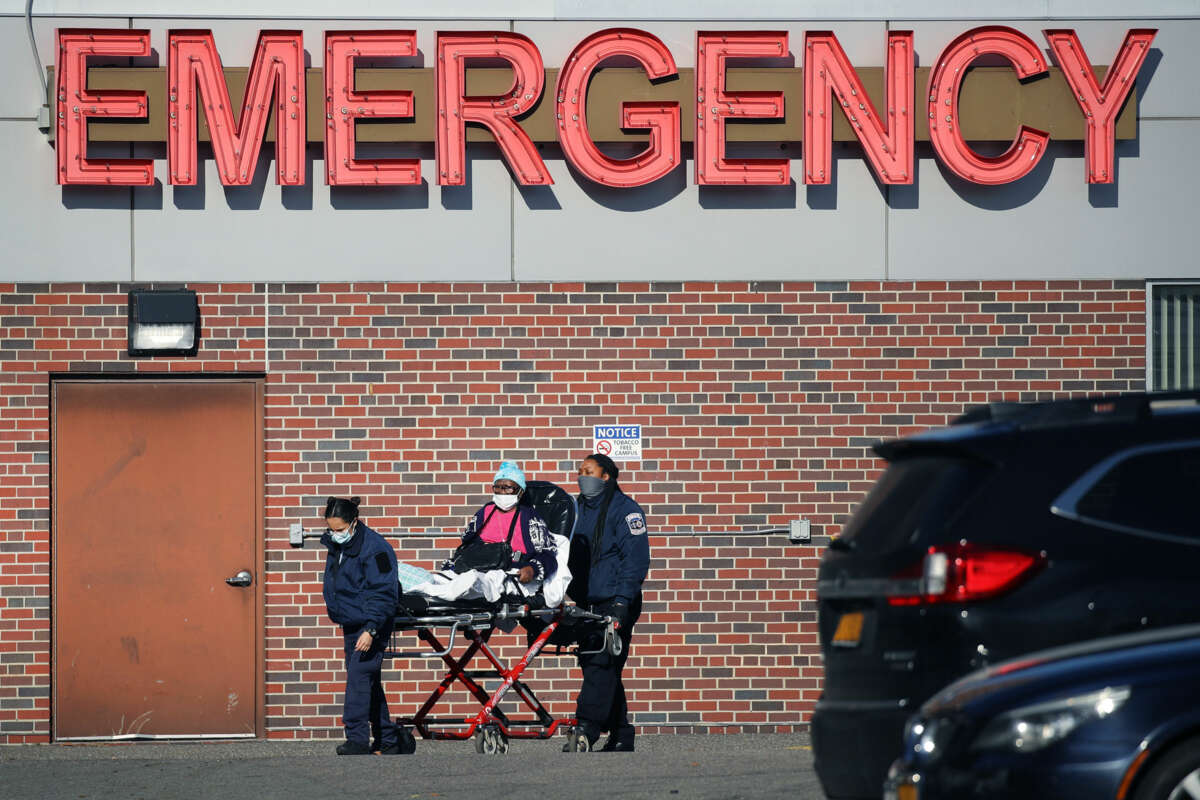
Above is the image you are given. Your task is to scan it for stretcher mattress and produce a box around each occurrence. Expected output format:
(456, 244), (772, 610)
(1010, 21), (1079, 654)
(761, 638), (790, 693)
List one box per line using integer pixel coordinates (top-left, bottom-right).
(398, 533), (573, 607)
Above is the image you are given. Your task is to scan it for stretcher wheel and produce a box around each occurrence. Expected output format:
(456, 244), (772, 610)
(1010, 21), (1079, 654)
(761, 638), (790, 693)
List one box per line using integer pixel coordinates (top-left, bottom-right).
(562, 727), (591, 752)
(474, 725), (509, 755)
(607, 625), (623, 657)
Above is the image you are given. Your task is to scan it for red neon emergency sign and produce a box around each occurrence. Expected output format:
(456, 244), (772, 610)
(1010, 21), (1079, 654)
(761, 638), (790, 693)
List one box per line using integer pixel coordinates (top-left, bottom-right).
(55, 25), (1157, 190)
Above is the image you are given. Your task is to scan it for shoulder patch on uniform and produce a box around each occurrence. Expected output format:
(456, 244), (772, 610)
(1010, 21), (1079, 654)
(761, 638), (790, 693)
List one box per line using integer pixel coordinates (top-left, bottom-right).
(625, 513), (646, 535)
(375, 552), (393, 574)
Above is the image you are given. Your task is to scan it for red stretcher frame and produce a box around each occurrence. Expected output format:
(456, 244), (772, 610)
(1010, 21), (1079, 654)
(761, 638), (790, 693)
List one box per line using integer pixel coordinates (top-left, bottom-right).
(385, 601), (620, 752)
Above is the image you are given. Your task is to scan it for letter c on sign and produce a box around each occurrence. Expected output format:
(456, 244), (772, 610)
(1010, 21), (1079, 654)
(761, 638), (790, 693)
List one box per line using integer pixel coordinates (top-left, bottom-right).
(927, 26), (1049, 185)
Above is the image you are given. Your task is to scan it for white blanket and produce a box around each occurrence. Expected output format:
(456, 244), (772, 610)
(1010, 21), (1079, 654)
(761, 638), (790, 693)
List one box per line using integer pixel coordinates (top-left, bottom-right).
(405, 533), (573, 607)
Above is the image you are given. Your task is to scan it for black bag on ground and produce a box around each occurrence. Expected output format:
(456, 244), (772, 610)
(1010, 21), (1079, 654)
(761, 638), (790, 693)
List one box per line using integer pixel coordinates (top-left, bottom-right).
(395, 723), (417, 754)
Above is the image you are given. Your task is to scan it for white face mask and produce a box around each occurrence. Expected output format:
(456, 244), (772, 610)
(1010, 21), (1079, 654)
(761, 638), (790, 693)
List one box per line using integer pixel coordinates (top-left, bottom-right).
(492, 493), (520, 511)
(329, 523), (355, 545)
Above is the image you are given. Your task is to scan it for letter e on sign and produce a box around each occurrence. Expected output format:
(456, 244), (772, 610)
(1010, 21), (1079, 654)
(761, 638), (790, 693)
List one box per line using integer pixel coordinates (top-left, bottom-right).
(325, 31), (421, 186)
(56, 30), (154, 186)
(695, 31), (789, 186)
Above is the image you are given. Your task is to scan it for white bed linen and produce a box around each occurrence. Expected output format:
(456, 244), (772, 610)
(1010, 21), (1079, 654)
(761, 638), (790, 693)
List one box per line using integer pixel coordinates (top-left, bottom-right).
(406, 533), (573, 607)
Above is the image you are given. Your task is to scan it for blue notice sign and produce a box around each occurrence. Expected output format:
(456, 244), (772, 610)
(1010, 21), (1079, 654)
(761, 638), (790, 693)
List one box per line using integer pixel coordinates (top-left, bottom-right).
(592, 424), (642, 461)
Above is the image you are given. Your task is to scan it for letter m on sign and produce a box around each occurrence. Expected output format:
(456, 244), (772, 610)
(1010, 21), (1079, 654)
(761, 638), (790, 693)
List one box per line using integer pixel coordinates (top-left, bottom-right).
(168, 30), (306, 186)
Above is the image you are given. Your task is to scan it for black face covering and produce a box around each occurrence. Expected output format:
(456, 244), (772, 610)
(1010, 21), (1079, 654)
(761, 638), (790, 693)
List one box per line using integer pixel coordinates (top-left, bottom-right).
(578, 475), (607, 499)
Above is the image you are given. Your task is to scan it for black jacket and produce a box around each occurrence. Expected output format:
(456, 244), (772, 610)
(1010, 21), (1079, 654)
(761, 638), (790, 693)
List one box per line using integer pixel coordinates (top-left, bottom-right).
(320, 522), (398, 632)
(573, 488), (650, 604)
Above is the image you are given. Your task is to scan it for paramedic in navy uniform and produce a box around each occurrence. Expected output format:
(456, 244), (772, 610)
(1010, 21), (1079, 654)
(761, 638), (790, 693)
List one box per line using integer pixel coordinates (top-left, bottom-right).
(569, 453), (650, 752)
(320, 496), (401, 755)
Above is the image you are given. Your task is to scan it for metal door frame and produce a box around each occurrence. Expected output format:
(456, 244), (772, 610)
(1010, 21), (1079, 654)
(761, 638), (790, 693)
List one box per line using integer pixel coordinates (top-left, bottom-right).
(50, 375), (266, 741)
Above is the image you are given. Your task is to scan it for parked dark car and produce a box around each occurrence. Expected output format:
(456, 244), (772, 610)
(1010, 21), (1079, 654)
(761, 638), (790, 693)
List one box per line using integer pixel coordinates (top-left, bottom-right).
(883, 624), (1200, 800)
(811, 391), (1200, 799)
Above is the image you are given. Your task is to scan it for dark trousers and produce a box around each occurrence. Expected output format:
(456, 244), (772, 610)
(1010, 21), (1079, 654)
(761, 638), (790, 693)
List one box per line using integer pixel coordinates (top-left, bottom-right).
(575, 596), (641, 738)
(342, 624), (397, 749)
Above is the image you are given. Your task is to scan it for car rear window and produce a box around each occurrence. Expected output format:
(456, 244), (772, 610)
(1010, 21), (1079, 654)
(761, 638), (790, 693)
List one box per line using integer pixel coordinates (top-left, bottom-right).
(838, 455), (987, 554)
(1076, 444), (1200, 539)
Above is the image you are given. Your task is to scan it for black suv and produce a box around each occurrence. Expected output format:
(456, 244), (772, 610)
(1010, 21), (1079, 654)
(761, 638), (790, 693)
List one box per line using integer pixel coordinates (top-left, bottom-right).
(811, 391), (1200, 799)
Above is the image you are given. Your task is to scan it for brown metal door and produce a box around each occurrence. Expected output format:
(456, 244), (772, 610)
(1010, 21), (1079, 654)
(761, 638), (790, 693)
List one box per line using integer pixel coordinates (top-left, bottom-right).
(52, 379), (263, 739)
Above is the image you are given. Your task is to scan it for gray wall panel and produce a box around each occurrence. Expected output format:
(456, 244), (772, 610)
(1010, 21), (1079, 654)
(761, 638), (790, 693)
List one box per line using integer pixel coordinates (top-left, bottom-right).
(2, 1), (554, 19)
(12, 1), (1198, 21)
(131, 18), (491, 67)
(0, 17), (42, 119)
(1064, 19), (1200, 119)
(550, 1), (1057, 21)
(513, 151), (887, 280)
(0, 121), (131, 279)
(1049, 1), (1200, 18)
(130, 146), (512, 281)
(1, 13), (1194, 283)
(512, 20), (889, 281)
(517, 20), (886, 66)
(127, 16), (516, 281)
(887, 120), (1200, 279)
(899, 18), (1200, 120)
(0, 16), (128, 120)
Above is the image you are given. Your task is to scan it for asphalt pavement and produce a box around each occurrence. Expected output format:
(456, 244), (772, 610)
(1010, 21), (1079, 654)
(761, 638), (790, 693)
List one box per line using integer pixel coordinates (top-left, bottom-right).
(0, 732), (822, 800)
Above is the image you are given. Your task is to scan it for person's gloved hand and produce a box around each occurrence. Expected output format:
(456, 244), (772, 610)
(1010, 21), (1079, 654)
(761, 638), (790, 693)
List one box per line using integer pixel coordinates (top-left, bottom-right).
(604, 600), (629, 630)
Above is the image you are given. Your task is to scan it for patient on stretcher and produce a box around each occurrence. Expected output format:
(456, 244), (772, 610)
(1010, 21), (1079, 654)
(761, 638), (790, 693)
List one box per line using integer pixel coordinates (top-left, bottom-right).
(396, 465), (575, 608)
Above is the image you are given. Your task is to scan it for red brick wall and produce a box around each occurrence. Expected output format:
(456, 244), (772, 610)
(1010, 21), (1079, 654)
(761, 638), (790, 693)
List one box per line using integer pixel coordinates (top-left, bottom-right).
(0, 279), (1147, 743)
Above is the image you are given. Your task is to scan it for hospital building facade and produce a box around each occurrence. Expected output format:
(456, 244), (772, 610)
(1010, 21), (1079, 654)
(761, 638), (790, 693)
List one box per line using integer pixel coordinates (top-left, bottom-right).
(0, 0), (1197, 742)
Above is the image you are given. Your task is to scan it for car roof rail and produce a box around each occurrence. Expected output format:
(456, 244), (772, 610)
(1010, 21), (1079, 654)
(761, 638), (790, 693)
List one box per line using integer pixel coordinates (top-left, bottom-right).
(952, 390), (1200, 429)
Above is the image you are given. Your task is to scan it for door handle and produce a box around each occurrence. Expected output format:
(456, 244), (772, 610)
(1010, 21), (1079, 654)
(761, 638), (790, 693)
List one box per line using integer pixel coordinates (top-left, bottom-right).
(225, 570), (253, 587)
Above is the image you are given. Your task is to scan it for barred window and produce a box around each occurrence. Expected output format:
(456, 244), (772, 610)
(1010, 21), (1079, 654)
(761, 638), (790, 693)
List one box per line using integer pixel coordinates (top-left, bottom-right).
(1150, 283), (1200, 390)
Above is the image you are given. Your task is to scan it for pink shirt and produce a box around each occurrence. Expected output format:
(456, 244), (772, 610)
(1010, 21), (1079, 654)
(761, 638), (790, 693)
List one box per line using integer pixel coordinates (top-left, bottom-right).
(478, 506), (527, 554)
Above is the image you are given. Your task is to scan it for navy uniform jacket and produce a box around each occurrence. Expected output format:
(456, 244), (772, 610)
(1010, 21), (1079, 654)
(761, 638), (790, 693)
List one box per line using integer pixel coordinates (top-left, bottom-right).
(573, 488), (650, 605)
(320, 522), (399, 633)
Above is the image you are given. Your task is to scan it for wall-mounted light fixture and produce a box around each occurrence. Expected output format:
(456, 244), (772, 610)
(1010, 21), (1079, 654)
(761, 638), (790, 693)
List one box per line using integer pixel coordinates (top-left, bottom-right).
(127, 289), (200, 357)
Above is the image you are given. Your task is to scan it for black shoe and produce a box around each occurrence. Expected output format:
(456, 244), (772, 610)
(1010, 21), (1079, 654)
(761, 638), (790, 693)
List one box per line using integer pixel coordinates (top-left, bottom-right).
(335, 740), (372, 755)
(599, 736), (635, 752)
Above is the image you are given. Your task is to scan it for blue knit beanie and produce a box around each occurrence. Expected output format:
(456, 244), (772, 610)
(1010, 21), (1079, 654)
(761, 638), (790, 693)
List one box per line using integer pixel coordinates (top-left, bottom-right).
(493, 460), (526, 490)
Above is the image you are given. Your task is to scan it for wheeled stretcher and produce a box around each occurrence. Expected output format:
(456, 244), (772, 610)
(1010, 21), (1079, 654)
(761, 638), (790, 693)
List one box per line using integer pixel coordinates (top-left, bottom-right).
(384, 479), (619, 753)
(385, 591), (621, 753)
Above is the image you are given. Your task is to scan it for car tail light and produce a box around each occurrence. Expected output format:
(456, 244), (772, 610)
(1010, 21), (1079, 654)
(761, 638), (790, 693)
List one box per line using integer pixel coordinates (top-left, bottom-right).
(888, 543), (1045, 606)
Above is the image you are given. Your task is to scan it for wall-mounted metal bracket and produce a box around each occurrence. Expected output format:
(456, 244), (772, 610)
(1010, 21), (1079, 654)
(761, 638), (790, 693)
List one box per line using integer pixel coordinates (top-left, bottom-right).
(288, 523), (324, 548)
